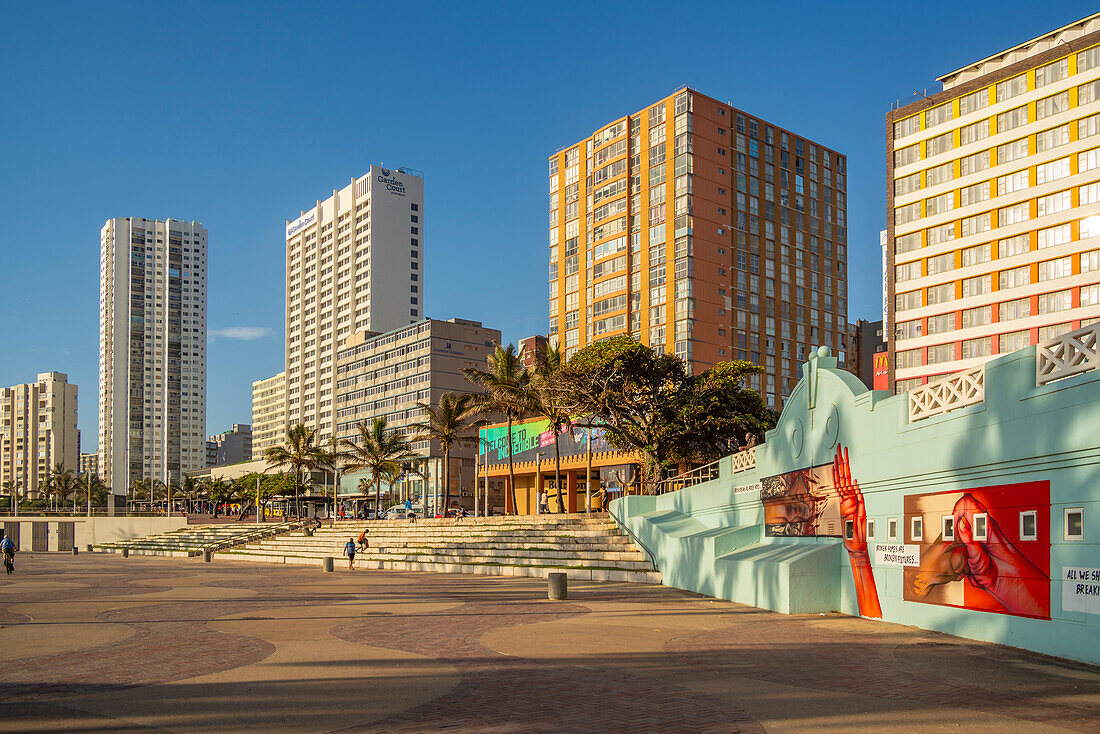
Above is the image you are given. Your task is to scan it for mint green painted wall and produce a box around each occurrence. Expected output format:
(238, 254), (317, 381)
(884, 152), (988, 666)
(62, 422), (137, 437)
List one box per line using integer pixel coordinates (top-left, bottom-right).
(612, 345), (1100, 665)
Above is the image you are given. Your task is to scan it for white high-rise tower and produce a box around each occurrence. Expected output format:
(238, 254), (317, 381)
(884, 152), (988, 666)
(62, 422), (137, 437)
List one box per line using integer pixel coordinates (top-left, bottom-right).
(99, 218), (207, 507)
(284, 165), (424, 440)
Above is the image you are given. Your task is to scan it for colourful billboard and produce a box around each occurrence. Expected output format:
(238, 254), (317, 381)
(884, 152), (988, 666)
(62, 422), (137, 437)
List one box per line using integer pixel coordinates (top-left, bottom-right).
(479, 418), (610, 465)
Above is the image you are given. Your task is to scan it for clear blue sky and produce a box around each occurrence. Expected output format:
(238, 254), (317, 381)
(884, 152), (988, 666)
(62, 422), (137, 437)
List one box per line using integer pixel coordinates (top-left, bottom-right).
(0, 1), (1093, 451)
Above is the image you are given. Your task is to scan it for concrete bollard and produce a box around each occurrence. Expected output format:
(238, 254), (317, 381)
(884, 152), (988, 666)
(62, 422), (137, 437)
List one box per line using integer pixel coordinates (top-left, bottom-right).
(548, 572), (568, 600)
(72, 547), (79, 556)
(323, 556), (334, 572)
(121, 548), (129, 558)
(203, 549), (212, 563)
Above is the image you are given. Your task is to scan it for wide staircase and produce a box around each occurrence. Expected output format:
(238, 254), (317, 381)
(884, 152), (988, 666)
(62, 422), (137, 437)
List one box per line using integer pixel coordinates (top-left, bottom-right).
(94, 522), (296, 557)
(221, 515), (662, 584)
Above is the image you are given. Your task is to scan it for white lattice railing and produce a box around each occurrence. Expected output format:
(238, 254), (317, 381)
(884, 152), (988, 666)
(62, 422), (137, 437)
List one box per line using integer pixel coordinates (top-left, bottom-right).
(908, 366), (985, 422)
(729, 447), (757, 473)
(1036, 323), (1100, 385)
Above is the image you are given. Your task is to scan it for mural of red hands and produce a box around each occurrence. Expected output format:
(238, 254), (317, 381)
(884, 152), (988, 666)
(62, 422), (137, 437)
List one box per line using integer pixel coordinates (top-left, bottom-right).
(904, 482), (1050, 620)
(833, 445), (883, 618)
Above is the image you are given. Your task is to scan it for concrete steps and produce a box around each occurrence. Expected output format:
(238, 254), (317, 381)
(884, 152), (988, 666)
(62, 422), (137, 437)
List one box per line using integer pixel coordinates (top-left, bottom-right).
(223, 515), (662, 584)
(94, 522), (295, 557)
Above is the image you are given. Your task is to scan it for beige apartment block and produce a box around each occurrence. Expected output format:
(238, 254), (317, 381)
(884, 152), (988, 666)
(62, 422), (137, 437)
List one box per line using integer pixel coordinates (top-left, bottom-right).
(0, 372), (78, 498)
(548, 87), (849, 408)
(285, 166), (424, 441)
(335, 318), (500, 502)
(886, 13), (1100, 390)
(79, 452), (99, 477)
(251, 371), (286, 458)
(99, 218), (207, 502)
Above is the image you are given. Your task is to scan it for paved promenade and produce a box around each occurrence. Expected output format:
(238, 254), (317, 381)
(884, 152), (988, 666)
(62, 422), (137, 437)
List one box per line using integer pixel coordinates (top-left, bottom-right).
(1, 554), (1098, 733)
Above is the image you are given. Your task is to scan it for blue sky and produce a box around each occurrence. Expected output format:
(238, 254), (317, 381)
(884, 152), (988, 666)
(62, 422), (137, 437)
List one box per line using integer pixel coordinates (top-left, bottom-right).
(0, 1), (1093, 450)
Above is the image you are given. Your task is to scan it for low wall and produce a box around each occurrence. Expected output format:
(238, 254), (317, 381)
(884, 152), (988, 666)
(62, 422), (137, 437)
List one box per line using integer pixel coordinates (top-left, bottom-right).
(0, 516), (188, 551)
(612, 338), (1100, 665)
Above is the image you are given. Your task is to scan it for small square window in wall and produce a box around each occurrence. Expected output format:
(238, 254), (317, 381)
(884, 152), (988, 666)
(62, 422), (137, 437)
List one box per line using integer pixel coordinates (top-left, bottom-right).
(411, 203), (419, 211)
(866, 519), (876, 540)
(1020, 510), (1038, 541)
(1065, 508), (1084, 540)
(887, 518), (898, 541)
(942, 515), (955, 542)
(844, 519), (854, 541)
(411, 227), (419, 234)
(972, 513), (988, 542)
(911, 516), (923, 542)
(410, 309), (418, 317)
(412, 238), (418, 246)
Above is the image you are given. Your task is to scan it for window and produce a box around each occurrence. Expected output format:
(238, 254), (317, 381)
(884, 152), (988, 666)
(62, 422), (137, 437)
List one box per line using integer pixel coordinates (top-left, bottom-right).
(1037, 190), (1071, 217)
(997, 138), (1029, 165)
(959, 88), (989, 116)
(1020, 510), (1038, 541)
(925, 132), (953, 158)
(961, 243), (991, 267)
(896, 232), (921, 254)
(927, 282), (955, 305)
(998, 202), (1029, 226)
(1079, 45), (1100, 73)
(1080, 113), (1100, 141)
(928, 312), (956, 334)
(1036, 91), (1069, 120)
(911, 516), (923, 542)
(927, 343), (955, 364)
(1081, 148), (1100, 174)
(942, 515), (955, 541)
(887, 517), (898, 541)
(961, 181), (990, 207)
(894, 115), (920, 139)
(1038, 290), (1072, 314)
(844, 519), (854, 541)
(960, 150), (990, 176)
(895, 172), (921, 196)
(1038, 224), (1071, 249)
(999, 233), (1029, 258)
(925, 103), (952, 129)
(1081, 79), (1100, 106)
(999, 297), (1030, 321)
(962, 274), (990, 297)
(1036, 124), (1070, 153)
(927, 252), (955, 275)
(999, 330), (1030, 353)
(866, 519), (876, 540)
(926, 192), (954, 216)
(894, 144), (919, 167)
(1036, 157), (1071, 185)
(962, 306), (991, 328)
(926, 161), (953, 187)
(962, 337), (992, 359)
(998, 169), (1029, 196)
(1035, 57), (1068, 88)
(1064, 508), (1084, 541)
(1081, 182), (1100, 206)
(999, 265), (1030, 290)
(972, 513), (988, 542)
(997, 105), (1029, 134)
(959, 118), (989, 146)
(1039, 256), (1072, 281)
(997, 73), (1027, 102)
(961, 212), (991, 237)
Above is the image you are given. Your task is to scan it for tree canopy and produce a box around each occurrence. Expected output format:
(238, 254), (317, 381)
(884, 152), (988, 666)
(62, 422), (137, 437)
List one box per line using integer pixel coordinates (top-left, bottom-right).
(557, 335), (776, 485)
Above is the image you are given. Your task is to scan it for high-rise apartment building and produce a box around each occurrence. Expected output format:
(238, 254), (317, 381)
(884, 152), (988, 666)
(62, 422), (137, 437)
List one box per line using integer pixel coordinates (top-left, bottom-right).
(886, 13), (1100, 390)
(335, 318), (499, 502)
(548, 88), (849, 407)
(0, 372), (78, 497)
(99, 218), (207, 504)
(206, 423), (252, 467)
(79, 452), (99, 477)
(251, 371), (286, 457)
(286, 165), (424, 440)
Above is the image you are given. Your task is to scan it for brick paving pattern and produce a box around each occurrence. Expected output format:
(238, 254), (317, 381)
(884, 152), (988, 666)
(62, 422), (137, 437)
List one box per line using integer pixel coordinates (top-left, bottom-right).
(0, 553), (1096, 732)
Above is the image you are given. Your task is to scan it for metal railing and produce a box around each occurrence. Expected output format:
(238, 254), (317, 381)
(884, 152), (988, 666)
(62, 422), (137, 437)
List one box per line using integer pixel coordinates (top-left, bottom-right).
(1036, 322), (1100, 385)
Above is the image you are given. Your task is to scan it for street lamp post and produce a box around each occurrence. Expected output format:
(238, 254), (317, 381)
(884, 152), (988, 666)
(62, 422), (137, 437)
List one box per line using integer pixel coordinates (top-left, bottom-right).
(535, 452), (543, 515)
(474, 449), (480, 518)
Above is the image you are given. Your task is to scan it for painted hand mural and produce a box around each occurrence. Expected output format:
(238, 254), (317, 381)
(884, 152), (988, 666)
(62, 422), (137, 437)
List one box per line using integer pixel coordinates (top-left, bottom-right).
(833, 445), (882, 619)
(760, 446), (882, 618)
(903, 482), (1050, 620)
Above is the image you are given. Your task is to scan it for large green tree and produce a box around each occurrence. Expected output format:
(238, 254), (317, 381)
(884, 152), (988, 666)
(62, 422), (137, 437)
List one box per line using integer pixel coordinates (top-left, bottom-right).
(462, 344), (531, 514)
(46, 464), (76, 512)
(264, 424), (328, 518)
(410, 392), (482, 513)
(558, 336), (775, 490)
(338, 417), (416, 516)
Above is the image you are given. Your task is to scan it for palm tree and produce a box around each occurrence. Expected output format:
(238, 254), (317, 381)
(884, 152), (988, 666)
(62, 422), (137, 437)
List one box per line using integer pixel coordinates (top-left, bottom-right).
(338, 417), (416, 517)
(1, 480), (20, 514)
(462, 344), (531, 514)
(529, 342), (570, 513)
(410, 392), (482, 514)
(47, 464), (75, 513)
(264, 423), (327, 519)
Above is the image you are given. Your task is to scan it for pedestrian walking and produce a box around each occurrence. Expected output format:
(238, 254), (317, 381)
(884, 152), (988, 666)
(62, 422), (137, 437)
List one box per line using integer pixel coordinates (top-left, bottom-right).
(538, 490), (549, 514)
(344, 537), (356, 570)
(356, 528), (369, 552)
